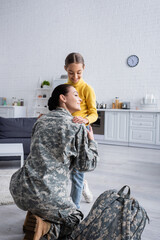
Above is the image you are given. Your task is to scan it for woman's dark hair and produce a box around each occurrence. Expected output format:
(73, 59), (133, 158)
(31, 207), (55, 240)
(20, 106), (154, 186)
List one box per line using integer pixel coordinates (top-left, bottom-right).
(65, 52), (85, 67)
(48, 84), (72, 111)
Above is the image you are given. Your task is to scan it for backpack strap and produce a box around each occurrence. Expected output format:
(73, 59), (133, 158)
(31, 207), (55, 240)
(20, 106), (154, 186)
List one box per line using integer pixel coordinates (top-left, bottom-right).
(118, 185), (130, 199)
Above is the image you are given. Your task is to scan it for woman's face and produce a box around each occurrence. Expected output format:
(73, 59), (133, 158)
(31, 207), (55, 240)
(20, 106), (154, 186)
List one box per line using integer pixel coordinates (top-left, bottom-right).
(65, 63), (85, 84)
(64, 86), (82, 113)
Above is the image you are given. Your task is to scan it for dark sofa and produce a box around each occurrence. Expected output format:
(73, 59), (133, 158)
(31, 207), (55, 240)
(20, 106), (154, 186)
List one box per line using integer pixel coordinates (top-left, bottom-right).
(0, 117), (37, 161)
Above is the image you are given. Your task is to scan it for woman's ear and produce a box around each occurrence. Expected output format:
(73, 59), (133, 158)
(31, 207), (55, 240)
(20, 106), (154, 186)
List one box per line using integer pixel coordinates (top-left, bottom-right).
(59, 94), (66, 103)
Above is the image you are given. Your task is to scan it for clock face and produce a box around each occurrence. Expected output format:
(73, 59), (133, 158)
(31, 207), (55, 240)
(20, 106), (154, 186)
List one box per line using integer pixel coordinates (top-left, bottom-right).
(127, 55), (139, 67)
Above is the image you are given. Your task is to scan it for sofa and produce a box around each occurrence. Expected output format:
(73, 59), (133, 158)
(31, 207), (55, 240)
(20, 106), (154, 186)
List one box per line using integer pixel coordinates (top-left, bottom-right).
(0, 117), (37, 161)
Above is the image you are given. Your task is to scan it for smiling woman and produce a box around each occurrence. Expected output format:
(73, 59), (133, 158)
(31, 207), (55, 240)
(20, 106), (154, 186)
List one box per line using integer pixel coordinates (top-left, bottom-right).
(9, 84), (98, 240)
(63, 87), (82, 114)
(48, 84), (82, 114)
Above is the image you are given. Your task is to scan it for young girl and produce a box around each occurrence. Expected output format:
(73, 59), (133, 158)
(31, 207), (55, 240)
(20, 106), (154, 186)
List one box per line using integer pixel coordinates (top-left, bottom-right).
(64, 52), (98, 209)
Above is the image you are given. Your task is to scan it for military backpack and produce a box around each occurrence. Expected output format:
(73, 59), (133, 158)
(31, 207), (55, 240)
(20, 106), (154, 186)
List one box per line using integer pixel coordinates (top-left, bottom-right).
(72, 185), (149, 240)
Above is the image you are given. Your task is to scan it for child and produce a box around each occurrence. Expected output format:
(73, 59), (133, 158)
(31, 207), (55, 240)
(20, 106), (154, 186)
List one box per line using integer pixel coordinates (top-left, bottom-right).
(64, 52), (98, 209)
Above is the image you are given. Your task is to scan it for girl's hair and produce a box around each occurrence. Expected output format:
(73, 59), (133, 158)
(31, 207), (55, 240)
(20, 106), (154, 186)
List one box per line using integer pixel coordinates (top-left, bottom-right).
(65, 52), (85, 67)
(48, 84), (72, 111)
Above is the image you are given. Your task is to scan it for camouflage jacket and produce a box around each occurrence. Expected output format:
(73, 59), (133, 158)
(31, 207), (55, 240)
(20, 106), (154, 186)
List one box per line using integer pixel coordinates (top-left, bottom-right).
(10, 108), (99, 238)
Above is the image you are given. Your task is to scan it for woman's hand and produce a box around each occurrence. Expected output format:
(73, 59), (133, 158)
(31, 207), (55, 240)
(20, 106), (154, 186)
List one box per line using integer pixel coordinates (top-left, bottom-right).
(72, 116), (89, 125)
(86, 125), (94, 141)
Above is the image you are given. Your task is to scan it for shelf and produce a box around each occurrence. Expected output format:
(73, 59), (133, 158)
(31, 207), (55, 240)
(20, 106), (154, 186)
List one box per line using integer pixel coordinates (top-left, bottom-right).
(36, 88), (52, 91)
(33, 85), (51, 116)
(34, 98), (48, 100)
(34, 107), (48, 109)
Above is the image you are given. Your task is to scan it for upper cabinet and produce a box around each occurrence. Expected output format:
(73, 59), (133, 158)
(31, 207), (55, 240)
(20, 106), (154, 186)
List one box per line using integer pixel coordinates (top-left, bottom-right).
(104, 111), (129, 143)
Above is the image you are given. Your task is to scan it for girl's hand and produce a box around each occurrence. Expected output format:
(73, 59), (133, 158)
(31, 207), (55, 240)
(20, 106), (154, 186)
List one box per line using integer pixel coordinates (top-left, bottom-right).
(72, 116), (89, 125)
(38, 113), (43, 119)
(86, 125), (94, 140)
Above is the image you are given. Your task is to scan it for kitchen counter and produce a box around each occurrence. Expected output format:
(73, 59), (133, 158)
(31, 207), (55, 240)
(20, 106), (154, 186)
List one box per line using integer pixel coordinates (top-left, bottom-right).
(94, 109), (160, 150)
(0, 106), (26, 118)
(97, 108), (160, 113)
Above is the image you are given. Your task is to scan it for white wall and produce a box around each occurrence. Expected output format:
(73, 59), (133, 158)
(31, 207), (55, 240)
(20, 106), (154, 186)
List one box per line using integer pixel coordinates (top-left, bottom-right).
(0, 0), (160, 116)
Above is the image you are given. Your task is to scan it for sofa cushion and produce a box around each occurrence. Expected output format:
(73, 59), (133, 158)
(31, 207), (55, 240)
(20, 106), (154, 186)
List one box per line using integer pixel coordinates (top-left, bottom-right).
(0, 117), (37, 139)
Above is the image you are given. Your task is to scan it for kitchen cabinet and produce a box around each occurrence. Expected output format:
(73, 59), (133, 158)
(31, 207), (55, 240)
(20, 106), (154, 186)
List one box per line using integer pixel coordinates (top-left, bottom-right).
(0, 106), (26, 118)
(156, 114), (160, 145)
(104, 111), (129, 143)
(129, 112), (156, 145)
(94, 109), (160, 149)
(33, 88), (52, 117)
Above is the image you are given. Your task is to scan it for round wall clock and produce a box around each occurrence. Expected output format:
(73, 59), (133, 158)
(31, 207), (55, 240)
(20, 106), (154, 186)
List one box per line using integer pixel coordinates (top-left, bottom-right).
(127, 55), (139, 67)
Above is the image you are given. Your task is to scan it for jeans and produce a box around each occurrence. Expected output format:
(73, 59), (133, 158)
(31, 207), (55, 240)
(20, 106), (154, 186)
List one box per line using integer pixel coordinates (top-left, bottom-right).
(70, 168), (84, 209)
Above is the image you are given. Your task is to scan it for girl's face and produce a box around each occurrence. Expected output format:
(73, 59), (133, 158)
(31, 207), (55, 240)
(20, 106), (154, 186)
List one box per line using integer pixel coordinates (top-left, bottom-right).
(63, 86), (82, 114)
(65, 63), (85, 84)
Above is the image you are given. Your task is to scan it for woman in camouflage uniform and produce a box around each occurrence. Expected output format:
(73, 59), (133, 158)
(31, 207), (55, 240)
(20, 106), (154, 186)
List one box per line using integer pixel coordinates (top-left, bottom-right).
(10, 84), (99, 240)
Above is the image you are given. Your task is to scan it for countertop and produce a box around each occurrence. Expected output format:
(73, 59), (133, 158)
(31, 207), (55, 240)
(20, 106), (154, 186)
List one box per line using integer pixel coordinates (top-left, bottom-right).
(0, 106), (25, 108)
(97, 108), (160, 113)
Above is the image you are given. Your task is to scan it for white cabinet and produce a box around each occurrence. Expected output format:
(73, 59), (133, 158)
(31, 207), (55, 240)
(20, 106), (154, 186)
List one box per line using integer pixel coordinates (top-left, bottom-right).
(33, 88), (52, 117)
(156, 114), (160, 145)
(95, 110), (160, 149)
(104, 111), (129, 143)
(129, 112), (156, 145)
(0, 106), (26, 118)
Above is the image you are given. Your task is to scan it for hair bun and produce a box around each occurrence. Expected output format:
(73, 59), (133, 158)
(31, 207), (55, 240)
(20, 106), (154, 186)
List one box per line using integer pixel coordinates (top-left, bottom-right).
(48, 96), (56, 110)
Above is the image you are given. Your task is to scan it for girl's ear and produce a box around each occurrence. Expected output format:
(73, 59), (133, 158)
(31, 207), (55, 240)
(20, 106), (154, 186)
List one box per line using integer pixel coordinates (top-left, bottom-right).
(59, 94), (66, 103)
(64, 65), (67, 71)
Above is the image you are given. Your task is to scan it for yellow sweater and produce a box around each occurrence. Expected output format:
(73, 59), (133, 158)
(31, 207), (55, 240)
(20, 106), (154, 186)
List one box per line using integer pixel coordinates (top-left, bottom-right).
(67, 78), (98, 124)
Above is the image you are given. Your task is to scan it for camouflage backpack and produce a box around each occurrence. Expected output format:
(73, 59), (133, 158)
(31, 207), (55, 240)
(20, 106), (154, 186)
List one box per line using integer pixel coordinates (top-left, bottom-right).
(72, 185), (149, 240)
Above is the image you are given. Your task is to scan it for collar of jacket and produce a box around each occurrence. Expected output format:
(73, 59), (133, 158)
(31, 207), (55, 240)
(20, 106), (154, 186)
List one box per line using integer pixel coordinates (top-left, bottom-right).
(55, 107), (72, 117)
(67, 78), (85, 87)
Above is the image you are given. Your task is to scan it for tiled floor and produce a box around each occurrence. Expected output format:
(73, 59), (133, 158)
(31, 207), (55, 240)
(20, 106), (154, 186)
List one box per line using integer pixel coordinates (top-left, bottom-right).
(0, 144), (160, 240)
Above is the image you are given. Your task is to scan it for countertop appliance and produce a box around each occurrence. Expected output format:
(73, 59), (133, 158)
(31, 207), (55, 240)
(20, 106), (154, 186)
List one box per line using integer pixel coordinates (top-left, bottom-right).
(91, 111), (104, 135)
(122, 102), (130, 109)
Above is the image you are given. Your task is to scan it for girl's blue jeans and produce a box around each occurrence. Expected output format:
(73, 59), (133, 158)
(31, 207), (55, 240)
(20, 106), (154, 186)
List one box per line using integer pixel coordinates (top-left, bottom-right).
(70, 168), (84, 209)
(70, 125), (89, 209)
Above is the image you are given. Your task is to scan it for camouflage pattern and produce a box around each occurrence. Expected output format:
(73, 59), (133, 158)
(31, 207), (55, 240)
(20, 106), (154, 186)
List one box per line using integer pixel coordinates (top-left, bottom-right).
(9, 107), (99, 239)
(70, 186), (149, 240)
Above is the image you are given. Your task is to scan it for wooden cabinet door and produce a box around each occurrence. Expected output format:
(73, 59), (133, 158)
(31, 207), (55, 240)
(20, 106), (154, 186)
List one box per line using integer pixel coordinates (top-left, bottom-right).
(105, 111), (129, 142)
(0, 107), (14, 118)
(104, 112), (117, 140)
(129, 112), (156, 145)
(117, 112), (129, 142)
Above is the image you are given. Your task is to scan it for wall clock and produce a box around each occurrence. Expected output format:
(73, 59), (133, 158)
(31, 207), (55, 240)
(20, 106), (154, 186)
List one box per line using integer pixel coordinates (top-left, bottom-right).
(127, 55), (139, 67)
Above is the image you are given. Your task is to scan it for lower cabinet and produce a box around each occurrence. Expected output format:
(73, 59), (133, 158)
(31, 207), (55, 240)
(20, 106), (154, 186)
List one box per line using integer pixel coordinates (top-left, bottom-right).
(156, 114), (160, 145)
(104, 111), (129, 143)
(95, 110), (160, 149)
(129, 112), (156, 145)
(0, 106), (26, 118)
